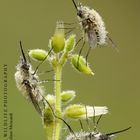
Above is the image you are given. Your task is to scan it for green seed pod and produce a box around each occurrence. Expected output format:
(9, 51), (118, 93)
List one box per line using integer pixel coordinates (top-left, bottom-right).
(61, 90), (76, 103)
(65, 34), (76, 52)
(29, 49), (48, 61)
(71, 54), (94, 75)
(51, 21), (65, 53)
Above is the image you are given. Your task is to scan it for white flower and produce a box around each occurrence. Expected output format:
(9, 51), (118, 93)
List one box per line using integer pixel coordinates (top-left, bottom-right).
(82, 106), (108, 118)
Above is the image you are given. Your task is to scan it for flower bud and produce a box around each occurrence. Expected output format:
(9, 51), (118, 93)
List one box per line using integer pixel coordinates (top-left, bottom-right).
(43, 106), (54, 125)
(51, 21), (65, 53)
(61, 90), (76, 103)
(29, 49), (48, 61)
(64, 104), (108, 119)
(45, 94), (55, 106)
(71, 54), (94, 75)
(65, 34), (76, 52)
(43, 106), (55, 140)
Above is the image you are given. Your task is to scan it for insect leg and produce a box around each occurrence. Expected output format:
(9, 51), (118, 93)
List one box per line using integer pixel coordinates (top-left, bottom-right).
(85, 105), (91, 131)
(79, 119), (84, 131)
(107, 34), (119, 52)
(75, 37), (83, 49)
(85, 47), (91, 66)
(65, 27), (76, 35)
(57, 26), (77, 35)
(92, 107), (103, 133)
(77, 40), (85, 68)
(96, 114), (103, 126)
(40, 94), (77, 139)
(33, 47), (53, 75)
(63, 22), (78, 25)
(92, 106), (96, 131)
(37, 69), (54, 75)
(38, 79), (60, 84)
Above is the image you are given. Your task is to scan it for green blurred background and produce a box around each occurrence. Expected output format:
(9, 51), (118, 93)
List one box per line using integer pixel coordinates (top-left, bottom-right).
(0, 0), (139, 139)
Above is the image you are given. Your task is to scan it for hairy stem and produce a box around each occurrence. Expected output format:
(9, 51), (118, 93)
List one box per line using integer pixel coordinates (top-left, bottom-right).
(54, 54), (62, 140)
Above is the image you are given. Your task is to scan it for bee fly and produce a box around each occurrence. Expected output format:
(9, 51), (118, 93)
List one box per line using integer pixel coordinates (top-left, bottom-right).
(15, 41), (45, 115)
(66, 126), (131, 140)
(66, 106), (131, 140)
(14, 41), (74, 134)
(71, 0), (116, 64)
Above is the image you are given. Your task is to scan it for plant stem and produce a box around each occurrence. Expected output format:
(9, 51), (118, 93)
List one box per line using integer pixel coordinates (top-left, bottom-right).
(54, 54), (62, 140)
(46, 123), (55, 140)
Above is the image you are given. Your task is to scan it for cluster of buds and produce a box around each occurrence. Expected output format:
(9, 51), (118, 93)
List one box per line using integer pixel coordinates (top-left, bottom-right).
(28, 21), (107, 123)
(29, 21), (94, 75)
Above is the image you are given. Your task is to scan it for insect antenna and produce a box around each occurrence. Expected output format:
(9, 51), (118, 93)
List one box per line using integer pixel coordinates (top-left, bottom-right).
(19, 40), (27, 63)
(33, 47), (53, 75)
(40, 94), (77, 138)
(106, 126), (131, 136)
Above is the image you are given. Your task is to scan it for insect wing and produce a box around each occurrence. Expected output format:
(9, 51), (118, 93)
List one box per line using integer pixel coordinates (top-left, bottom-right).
(29, 91), (42, 115)
(87, 28), (98, 48)
(25, 81), (42, 115)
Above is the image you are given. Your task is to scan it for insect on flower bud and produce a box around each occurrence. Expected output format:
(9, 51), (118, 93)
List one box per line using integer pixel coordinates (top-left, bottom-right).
(64, 104), (108, 119)
(51, 21), (65, 53)
(65, 34), (76, 52)
(29, 49), (48, 61)
(61, 90), (76, 103)
(71, 54), (94, 75)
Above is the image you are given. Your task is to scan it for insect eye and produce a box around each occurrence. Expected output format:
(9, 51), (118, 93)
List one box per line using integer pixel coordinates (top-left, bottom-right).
(77, 11), (83, 18)
(22, 80), (29, 85)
